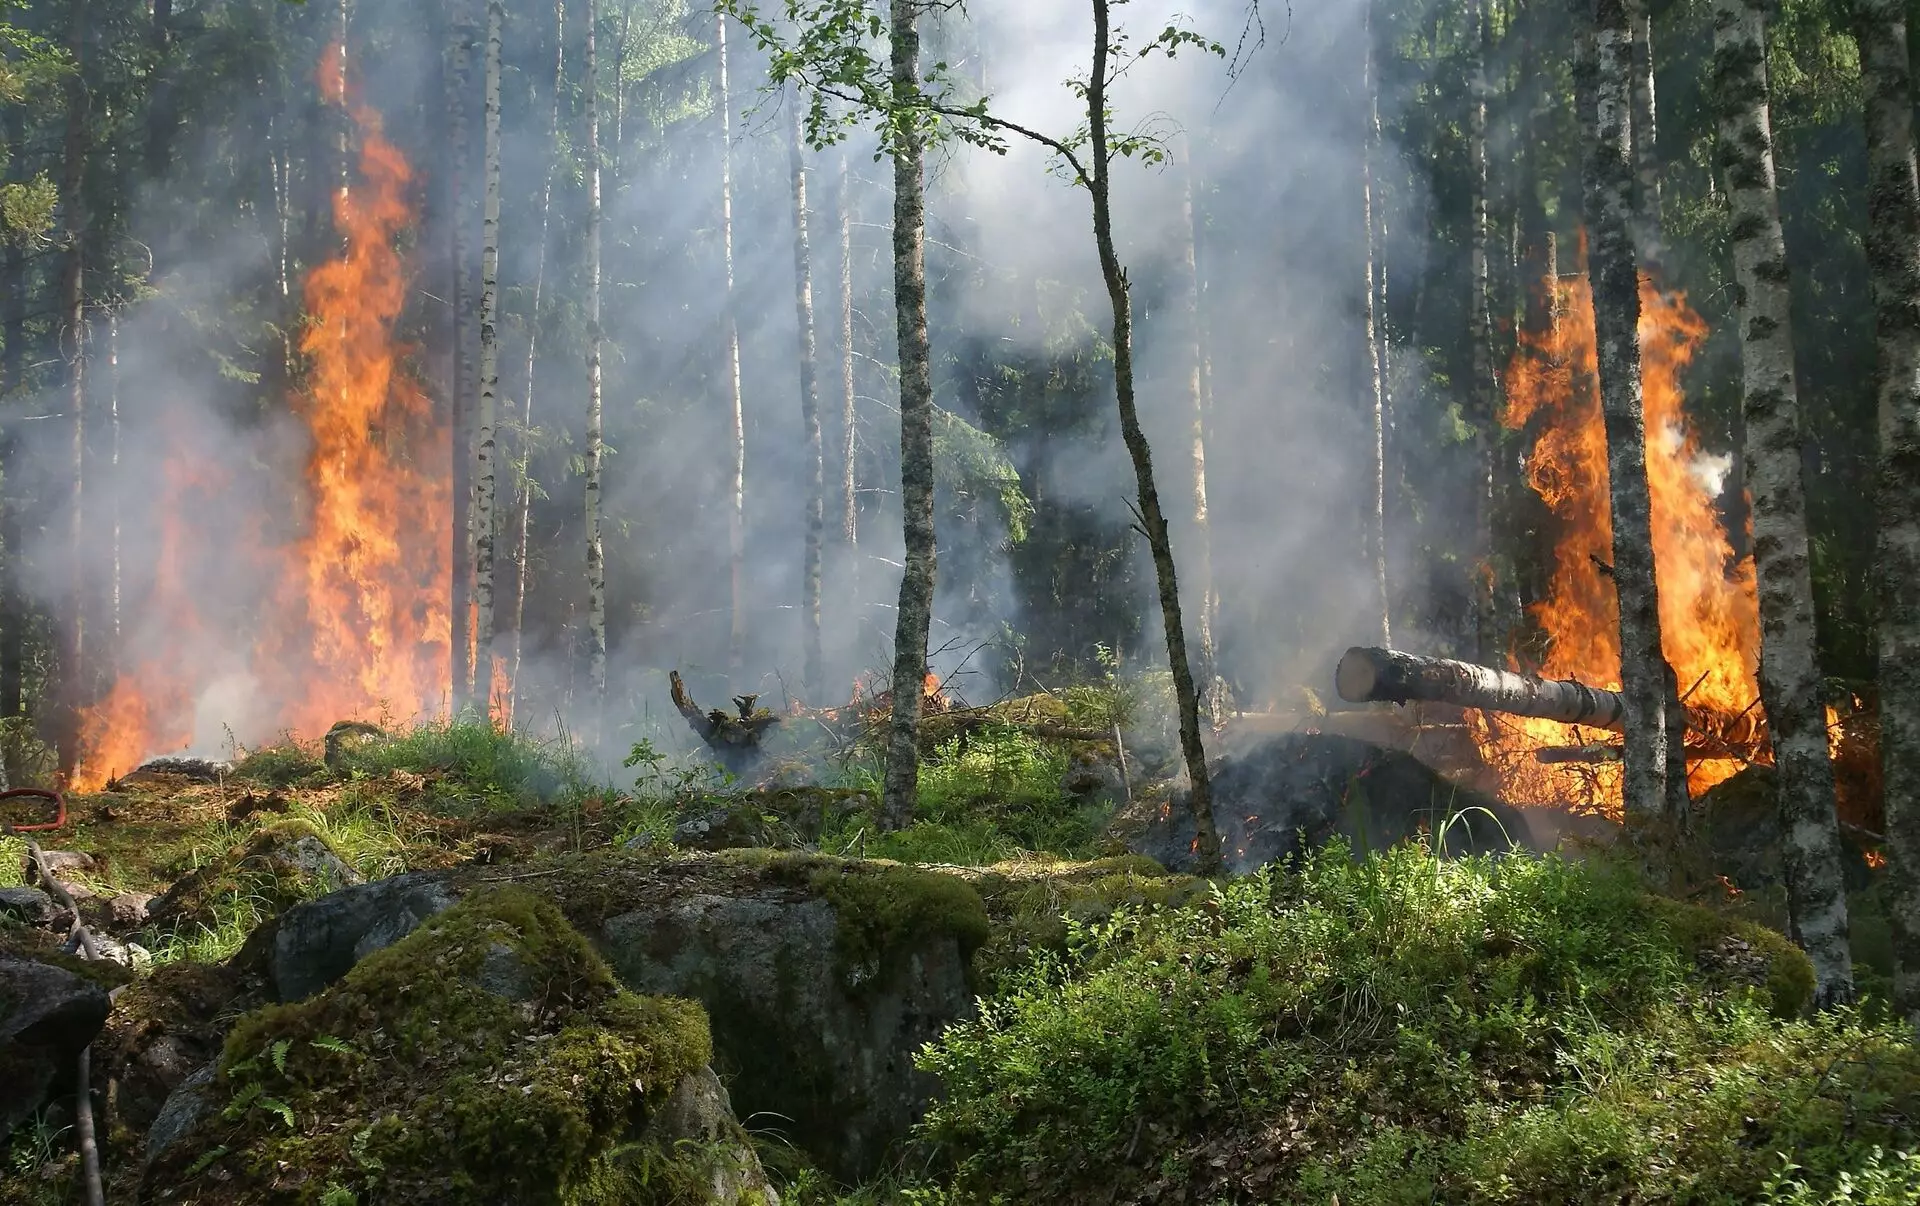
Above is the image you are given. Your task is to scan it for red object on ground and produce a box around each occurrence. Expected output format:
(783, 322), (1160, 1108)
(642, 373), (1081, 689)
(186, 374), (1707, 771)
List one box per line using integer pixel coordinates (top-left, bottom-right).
(1, 787), (67, 832)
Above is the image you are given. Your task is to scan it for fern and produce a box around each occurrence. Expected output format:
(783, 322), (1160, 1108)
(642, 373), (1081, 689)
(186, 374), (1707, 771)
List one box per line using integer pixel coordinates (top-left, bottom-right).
(270, 1038), (292, 1074)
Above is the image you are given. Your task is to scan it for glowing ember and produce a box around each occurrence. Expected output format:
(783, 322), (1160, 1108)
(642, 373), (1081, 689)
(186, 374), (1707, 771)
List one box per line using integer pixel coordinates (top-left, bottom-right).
(71, 46), (448, 788)
(1475, 252), (1765, 817)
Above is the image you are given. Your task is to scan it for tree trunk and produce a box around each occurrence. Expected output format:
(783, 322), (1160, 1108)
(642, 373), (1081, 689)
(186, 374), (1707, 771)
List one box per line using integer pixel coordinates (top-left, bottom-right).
(585, 0), (607, 705)
(107, 313), (119, 664)
(1469, 0), (1499, 662)
(1179, 146), (1220, 715)
(879, 0), (937, 832)
(1088, 0), (1221, 872)
(1709, 0), (1853, 1005)
(510, 0), (565, 722)
(474, 0), (503, 717)
(55, 0), (88, 780)
(1628, 0), (1662, 258)
(1570, 0), (1675, 824)
(839, 150), (858, 561)
(789, 91), (826, 701)
(1, 101), (23, 719)
(448, 1), (477, 712)
(718, 11), (747, 688)
(1853, 0), (1920, 1025)
(147, 0), (174, 179)
(1362, 0), (1392, 651)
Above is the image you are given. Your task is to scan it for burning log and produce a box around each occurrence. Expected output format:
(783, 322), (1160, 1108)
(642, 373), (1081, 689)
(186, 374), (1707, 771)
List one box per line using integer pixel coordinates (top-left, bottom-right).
(669, 671), (780, 766)
(1335, 646), (1763, 747)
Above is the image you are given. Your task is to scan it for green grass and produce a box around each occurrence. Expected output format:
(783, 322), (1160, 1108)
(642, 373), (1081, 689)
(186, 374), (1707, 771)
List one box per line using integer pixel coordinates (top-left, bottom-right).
(908, 842), (1916, 1204)
(320, 717), (594, 810)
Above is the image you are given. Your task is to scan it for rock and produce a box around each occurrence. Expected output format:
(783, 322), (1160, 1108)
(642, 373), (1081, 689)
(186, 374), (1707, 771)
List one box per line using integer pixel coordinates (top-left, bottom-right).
(1126, 732), (1539, 875)
(660, 801), (797, 852)
(0, 885), (55, 925)
(89, 935), (152, 967)
(144, 1062), (217, 1165)
(1696, 766), (1874, 893)
(32, 850), (95, 877)
(145, 819), (365, 942)
(98, 963), (251, 1135)
(1060, 747), (1127, 802)
(267, 871), (460, 1002)
(109, 891), (155, 927)
(142, 890), (753, 1204)
(642, 1065), (783, 1205)
(0, 954), (112, 1137)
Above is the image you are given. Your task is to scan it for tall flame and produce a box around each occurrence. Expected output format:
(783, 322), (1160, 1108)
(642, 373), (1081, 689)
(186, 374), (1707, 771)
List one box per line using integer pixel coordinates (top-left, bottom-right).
(70, 46), (448, 789)
(1476, 254), (1764, 814)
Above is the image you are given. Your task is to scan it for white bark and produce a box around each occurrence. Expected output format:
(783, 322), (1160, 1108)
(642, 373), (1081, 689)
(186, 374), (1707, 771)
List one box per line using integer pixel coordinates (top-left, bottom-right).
(474, 0), (502, 715)
(584, 0), (606, 702)
(719, 11), (747, 688)
(1711, 0), (1853, 1006)
(790, 92), (825, 701)
(1363, 0), (1391, 650)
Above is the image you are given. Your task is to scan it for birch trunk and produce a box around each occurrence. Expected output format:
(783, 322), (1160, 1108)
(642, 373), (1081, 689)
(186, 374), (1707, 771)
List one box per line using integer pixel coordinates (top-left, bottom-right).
(1853, 0), (1920, 1024)
(1469, 0), (1497, 661)
(1571, 0), (1675, 824)
(880, 0), (937, 831)
(474, 0), (503, 716)
(585, 0), (607, 703)
(1709, 0), (1852, 1004)
(1362, 0), (1392, 651)
(1628, 0), (1662, 256)
(1179, 147), (1220, 715)
(718, 11), (747, 688)
(511, 0), (565, 720)
(789, 92), (825, 701)
(107, 314), (119, 662)
(448, 1), (476, 712)
(1089, 0), (1221, 872)
(839, 150), (858, 561)
(56, 0), (88, 778)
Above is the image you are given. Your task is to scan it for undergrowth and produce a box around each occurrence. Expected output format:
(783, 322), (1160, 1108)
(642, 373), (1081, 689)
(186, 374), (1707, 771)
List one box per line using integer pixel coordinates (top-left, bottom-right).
(910, 842), (1918, 1204)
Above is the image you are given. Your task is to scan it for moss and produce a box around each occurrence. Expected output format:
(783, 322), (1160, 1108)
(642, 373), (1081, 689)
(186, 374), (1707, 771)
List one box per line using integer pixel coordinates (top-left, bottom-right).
(967, 860), (1207, 990)
(145, 888), (718, 1205)
(0, 931), (137, 992)
(1647, 895), (1816, 1017)
(804, 860), (992, 994)
(231, 741), (330, 789)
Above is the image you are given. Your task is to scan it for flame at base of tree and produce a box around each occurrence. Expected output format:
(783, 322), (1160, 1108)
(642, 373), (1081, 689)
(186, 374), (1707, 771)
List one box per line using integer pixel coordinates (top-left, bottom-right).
(1475, 254), (1766, 818)
(70, 47), (448, 790)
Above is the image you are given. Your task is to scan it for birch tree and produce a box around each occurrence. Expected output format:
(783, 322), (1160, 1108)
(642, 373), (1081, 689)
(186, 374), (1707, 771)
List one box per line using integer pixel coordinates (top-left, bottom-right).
(1710, 0), (1853, 1005)
(1570, 0), (1676, 825)
(1362, 0), (1391, 651)
(1627, 0), (1662, 255)
(1469, 0), (1496, 660)
(790, 88), (826, 701)
(1179, 146), (1221, 713)
(474, 0), (503, 715)
(448, 0), (477, 711)
(585, 0), (607, 704)
(838, 149), (858, 569)
(1851, 0), (1920, 1025)
(719, 11), (748, 689)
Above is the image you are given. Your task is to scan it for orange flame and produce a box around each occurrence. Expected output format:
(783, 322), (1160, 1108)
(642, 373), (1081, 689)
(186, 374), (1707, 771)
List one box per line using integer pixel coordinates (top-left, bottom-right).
(1475, 250), (1763, 816)
(71, 46), (448, 789)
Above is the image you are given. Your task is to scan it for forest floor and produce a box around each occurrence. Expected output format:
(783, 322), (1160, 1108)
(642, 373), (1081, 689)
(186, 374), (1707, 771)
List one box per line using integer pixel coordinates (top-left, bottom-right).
(3, 709), (1919, 1204)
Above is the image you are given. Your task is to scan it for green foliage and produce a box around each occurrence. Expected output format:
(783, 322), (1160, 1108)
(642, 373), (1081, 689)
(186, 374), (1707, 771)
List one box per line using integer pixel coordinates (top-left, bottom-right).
(327, 718), (592, 810)
(231, 738), (329, 788)
(910, 844), (1903, 1203)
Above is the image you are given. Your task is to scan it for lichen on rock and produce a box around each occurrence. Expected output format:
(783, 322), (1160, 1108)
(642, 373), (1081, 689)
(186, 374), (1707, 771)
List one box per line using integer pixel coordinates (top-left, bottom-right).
(139, 887), (766, 1205)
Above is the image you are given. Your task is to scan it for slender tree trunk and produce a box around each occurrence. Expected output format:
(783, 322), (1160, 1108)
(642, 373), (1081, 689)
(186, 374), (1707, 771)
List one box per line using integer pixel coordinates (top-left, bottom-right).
(511, 0), (565, 721)
(107, 314), (119, 664)
(1179, 146), (1220, 716)
(147, 0), (174, 178)
(839, 150), (859, 562)
(449, 1), (477, 712)
(718, 11), (747, 688)
(55, 0), (89, 779)
(0, 103), (22, 720)
(789, 92), (826, 701)
(585, 0), (607, 704)
(1571, 0), (1675, 825)
(1361, 1), (1392, 652)
(1710, 0), (1852, 1003)
(1469, 0), (1499, 662)
(1628, 0), (1662, 258)
(1089, 0), (1221, 872)
(880, 0), (937, 831)
(474, 0), (503, 716)
(1854, 0), (1920, 1025)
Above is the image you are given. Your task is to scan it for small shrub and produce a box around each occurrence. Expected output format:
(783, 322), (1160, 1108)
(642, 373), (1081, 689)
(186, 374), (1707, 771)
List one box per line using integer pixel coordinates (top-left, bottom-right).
(332, 718), (591, 809)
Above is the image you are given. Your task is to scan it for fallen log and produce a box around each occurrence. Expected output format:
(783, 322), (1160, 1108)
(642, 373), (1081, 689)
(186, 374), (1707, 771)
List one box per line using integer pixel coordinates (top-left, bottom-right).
(1335, 646), (1763, 747)
(669, 671), (781, 767)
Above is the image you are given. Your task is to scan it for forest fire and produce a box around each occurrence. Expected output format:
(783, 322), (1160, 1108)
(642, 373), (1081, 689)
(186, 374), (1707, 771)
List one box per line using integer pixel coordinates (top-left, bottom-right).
(70, 48), (448, 789)
(1473, 264), (1765, 816)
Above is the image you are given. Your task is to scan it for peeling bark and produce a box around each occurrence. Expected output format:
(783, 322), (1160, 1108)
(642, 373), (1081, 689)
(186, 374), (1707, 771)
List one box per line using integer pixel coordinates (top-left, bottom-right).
(474, 0), (503, 714)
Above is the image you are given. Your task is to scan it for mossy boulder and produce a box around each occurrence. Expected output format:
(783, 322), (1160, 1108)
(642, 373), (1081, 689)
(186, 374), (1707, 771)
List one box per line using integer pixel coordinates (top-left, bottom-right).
(139, 888), (772, 1205)
(1647, 895), (1817, 1017)
(144, 820), (363, 942)
(1126, 732), (1536, 874)
(960, 855), (1207, 991)
(95, 961), (252, 1135)
(1695, 765), (1874, 893)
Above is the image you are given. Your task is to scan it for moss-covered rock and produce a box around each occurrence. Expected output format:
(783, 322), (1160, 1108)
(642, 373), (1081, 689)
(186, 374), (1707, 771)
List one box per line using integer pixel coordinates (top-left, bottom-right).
(139, 887), (768, 1205)
(96, 961), (252, 1136)
(144, 820), (362, 943)
(1647, 895), (1817, 1017)
(961, 855), (1206, 991)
